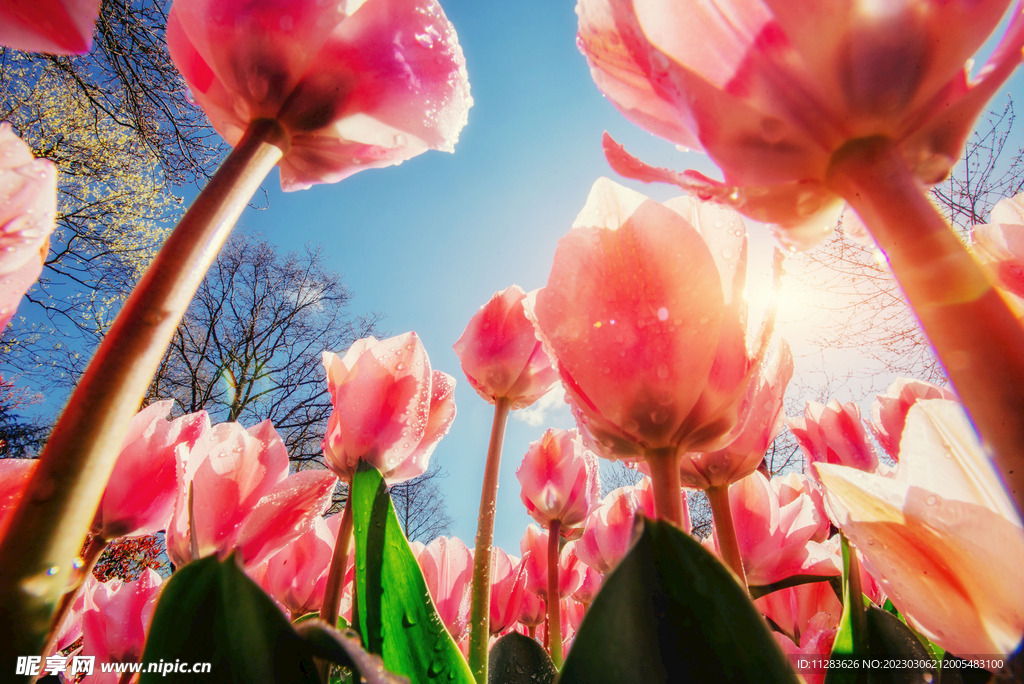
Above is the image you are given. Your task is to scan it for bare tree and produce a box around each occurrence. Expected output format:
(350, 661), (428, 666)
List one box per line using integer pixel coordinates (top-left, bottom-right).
(146, 234), (382, 462)
(388, 461), (455, 543)
(600, 461), (643, 497)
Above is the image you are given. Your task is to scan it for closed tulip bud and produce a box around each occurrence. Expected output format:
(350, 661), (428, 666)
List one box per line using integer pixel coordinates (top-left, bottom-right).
(517, 586), (546, 629)
(517, 428), (601, 529)
(0, 0), (100, 54)
(0, 124), (56, 332)
(789, 400), (879, 480)
(167, 419), (337, 568)
(453, 285), (560, 408)
(572, 565), (602, 605)
(488, 548), (528, 636)
(92, 401), (208, 541)
(519, 525), (585, 600)
(166, 0), (472, 191)
(322, 332), (456, 485)
(575, 486), (642, 574)
(416, 536), (474, 642)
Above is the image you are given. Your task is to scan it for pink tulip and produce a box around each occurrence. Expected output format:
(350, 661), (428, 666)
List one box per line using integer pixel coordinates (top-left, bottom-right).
(415, 536), (474, 642)
(577, 0), (1024, 248)
(92, 401), (209, 540)
(754, 581), (841, 644)
(519, 525), (585, 600)
(531, 177), (770, 463)
(974, 194), (1024, 315)
(533, 598), (579, 654)
(707, 471), (840, 587)
(257, 513), (351, 618)
(817, 399), (1024, 661)
(80, 569), (163, 683)
(453, 285), (560, 409)
(0, 0), (100, 54)
(166, 0), (472, 192)
(0, 124), (56, 332)
(517, 428), (601, 529)
(575, 486), (642, 574)
(166, 419), (337, 568)
(572, 565), (602, 605)
(868, 378), (956, 460)
(322, 332), (456, 485)
(631, 476), (692, 534)
(517, 587), (546, 629)
(680, 340), (793, 489)
(488, 548), (528, 635)
(789, 400), (879, 480)
(773, 613), (837, 684)
(0, 458), (36, 542)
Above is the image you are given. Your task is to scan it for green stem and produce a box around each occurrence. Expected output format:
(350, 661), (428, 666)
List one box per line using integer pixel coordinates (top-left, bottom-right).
(646, 448), (684, 528)
(707, 484), (747, 588)
(547, 519), (563, 668)
(320, 490), (355, 627)
(827, 136), (1024, 516)
(467, 397), (511, 683)
(0, 118), (287, 663)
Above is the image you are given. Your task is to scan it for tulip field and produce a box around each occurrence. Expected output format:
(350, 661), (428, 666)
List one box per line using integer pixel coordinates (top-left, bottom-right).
(2, 0), (1024, 683)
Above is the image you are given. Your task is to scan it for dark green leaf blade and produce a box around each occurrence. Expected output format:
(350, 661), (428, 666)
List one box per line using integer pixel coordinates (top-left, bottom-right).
(140, 554), (319, 684)
(863, 606), (938, 684)
(351, 462), (475, 684)
(298, 622), (409, 684)
(557, 518), (799, 684)
(488, 632), (556, 684)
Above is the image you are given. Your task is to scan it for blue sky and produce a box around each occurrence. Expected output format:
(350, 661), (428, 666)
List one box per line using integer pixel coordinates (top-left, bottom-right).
(226, 0), (1024, 553)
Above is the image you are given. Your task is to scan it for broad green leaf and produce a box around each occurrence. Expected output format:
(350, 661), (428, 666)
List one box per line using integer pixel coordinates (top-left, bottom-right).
(749, 574), (840, 600)
(863, 606), (938, 684)
(351, 462), (475, 684)
(881, 599), (944, 664)
(487, 632), (555, 684)
(141, 554), (399, 684)
(558, 517), (799, 683)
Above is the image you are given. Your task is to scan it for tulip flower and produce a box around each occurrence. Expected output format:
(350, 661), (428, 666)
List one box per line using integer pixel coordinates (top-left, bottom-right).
(455, 284), (560, 678)
(817, 399), (1024, 662)
(868, 378), (956, 460)
(631, 476), (692, 534)
(973, 194), (1024, 314)
(0, 458), (36, 542)
(166, 0), (472, 192)
(575, 0), (1024, 519)
(517, 428), (601, 530)
(518, 588), (546, 632)
(319, 331), (455, 626)
(572, 565), (602, 607)
(415, 536), (474, 642)
(773, 613), (837, 684)
(706, 471), (840, 588)
(0, 123), (56, 333)
(789, 400), (879, 479)
(488, 549), (528, 636)
(575, 486), (643, 574)
(754, 581), (841, 645)
(679, 340), (793, 490)
(531, 177), (772, 541)
(166, 419), (337, 569)
(520, 524), (586, 662)
(0, 0), (100, 54)
(81, 569), (163, 684)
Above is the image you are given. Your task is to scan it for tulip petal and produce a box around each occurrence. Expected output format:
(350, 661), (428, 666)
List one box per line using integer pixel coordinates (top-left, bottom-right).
(0, 0), (99, 54)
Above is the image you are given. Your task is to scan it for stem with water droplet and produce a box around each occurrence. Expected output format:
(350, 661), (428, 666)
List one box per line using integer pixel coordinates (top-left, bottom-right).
(706, 484), (747, 588)
(547, 518), (563, 667)
(827, 136), (1024, 517)
(321, 488), (355, 628)
(468, 396), (510, 683)
(0, 118), (288, 664)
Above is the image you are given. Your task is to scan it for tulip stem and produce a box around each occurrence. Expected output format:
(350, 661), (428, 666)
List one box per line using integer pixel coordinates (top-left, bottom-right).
(468, 396), (511, 683)
(320, 489), (355, 628)
(707, 485), (747, 588)
(827, 136), (1024, 517)
(37, 535), (107, 670)
(647, 448), (685, 528)
(842, 534), (868, 652)
(547, 519), (563, 667)
(0, 117), (287, 663)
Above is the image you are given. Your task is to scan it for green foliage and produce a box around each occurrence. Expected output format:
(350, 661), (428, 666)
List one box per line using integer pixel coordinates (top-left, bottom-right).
(350, 462), (475, 684)
(559, 517), (799, 684)
(487, 633), (555, 684)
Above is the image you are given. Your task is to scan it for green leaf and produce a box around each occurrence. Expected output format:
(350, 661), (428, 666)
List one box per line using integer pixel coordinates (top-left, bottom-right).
(881, 599), (944, 664)
(825, 535), (869, 684)
(141, 553), (400, 684)
(863, 606), (938, 684)
(487, 632), (556, 684)
(557, 517), (799, 684)
(749, 574), (839, 600)
(141, 554), (320, 684)
(351, 462), (475, 684)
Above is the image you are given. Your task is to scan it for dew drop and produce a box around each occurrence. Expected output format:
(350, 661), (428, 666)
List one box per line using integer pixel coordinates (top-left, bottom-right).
(657, 307), (669, 321)
(656, 364), (669, 380)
